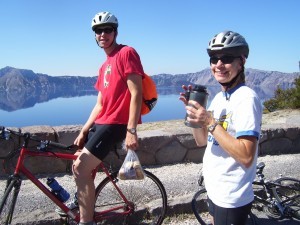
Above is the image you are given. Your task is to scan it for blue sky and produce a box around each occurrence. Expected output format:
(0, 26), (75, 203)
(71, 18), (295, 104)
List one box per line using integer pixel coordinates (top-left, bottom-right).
(1, 0), (299, 77)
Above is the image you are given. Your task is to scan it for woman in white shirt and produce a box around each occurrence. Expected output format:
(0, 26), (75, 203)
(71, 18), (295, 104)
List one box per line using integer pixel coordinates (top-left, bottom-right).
(180, 30), (262, 225)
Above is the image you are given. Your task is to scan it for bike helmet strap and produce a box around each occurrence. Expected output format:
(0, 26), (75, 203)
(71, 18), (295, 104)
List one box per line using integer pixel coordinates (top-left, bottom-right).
(91, 12), (118, 31)
(207, 31), (249, 58)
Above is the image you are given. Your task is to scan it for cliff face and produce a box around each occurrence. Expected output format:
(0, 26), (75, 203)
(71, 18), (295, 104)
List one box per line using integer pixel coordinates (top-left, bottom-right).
(0, 66), (97, 93)
(151, 68), (299, 102)
(0, 66), (298, 111)
(0, 67), (97, 111)
(151, 68), (298, 90)
(1, 66), (298, 91)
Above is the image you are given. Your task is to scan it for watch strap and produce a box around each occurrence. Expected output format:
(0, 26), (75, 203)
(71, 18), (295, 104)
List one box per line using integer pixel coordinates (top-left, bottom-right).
(127, 128), (137, 134)
(207, 120), (219, 133)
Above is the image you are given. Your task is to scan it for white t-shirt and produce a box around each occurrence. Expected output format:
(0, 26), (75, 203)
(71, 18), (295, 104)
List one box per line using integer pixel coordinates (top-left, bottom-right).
(203, 83), (262, 208)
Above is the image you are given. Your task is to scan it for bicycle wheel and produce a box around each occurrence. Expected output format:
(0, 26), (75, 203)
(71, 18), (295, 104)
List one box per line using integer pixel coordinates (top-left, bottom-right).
(0, 178), (21, 225)
(273, 177), (300, 220)
(191, 188), (211, 225)
(192, 188), (255, 225)
(94, 169), (167, 225)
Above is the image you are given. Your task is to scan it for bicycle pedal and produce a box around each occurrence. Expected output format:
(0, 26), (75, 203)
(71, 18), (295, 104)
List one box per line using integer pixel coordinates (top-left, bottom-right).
(59, 217), (69, 224)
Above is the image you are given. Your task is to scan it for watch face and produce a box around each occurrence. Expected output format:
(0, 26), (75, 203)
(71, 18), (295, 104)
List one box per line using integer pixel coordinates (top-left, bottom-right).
(208, 122), (217, 132)
(128, 128), (136, 134)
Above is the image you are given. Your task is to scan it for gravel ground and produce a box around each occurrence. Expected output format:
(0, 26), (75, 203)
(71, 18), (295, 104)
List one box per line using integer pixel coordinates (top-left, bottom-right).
(1, 153), (300, 224)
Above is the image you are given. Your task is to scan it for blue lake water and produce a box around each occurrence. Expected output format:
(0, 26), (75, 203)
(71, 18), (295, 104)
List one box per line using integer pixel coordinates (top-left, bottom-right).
(0, 84), (271, 128)
(0, 94), (188, 127)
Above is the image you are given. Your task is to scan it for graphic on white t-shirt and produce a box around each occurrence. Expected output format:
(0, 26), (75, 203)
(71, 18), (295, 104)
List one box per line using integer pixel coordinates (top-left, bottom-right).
(208, 111), (232, 146)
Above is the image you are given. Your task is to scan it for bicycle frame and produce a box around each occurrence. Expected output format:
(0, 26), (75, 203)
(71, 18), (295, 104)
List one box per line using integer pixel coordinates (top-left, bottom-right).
(253, 178), (300, 216)
(252, 162), (300, 219)
(12, 145), (80, 220)
(3, 138), (134, 223)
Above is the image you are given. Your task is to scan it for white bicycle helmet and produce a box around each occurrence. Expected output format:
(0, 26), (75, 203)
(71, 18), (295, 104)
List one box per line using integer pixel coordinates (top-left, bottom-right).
(207, 31), (249, 58)
(91, 12), (118, 31)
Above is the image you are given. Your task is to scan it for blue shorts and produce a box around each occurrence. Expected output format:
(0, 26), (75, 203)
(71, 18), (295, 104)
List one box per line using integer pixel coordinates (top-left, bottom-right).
(84, 124), (127, 160)
(208, 198), (252, 225)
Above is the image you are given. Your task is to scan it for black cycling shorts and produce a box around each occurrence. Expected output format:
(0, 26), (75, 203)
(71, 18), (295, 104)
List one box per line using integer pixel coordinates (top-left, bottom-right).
(207, 198), (252, 225)
(84, 124), (127, 160)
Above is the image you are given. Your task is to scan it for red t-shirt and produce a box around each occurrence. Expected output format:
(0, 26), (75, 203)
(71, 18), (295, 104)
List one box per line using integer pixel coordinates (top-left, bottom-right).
(94, 45), (144, 124)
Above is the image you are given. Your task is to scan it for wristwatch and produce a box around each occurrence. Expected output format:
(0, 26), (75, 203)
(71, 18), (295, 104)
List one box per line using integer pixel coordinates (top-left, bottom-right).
(207, 120), (218, 133)
(127, 128), (137, 134)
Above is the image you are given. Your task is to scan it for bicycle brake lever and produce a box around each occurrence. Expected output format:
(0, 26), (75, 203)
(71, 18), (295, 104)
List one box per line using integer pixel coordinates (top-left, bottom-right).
(0, 126), (4, 136)
(2, 129), (11, 141)
(66, 144), (80, 151)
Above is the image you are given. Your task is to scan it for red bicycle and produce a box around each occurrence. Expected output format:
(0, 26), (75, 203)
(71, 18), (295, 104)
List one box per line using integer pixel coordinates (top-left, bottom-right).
(0, 126), (167, 225)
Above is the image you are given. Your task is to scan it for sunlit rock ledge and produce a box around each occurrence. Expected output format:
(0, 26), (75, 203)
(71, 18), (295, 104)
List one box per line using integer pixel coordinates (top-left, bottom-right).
(0, 109), (299, 175)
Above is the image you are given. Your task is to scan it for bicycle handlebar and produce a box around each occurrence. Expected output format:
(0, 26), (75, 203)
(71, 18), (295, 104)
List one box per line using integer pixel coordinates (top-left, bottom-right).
(0, 126), (79, 153)
(47, 140), (78, 151)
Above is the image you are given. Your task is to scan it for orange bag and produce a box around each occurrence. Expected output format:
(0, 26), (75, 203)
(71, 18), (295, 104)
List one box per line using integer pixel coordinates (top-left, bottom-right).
(140, 74), (158, 115)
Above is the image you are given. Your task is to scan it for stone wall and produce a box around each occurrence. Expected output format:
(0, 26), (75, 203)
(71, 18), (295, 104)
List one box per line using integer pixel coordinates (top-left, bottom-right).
(0, 119), (300, 176)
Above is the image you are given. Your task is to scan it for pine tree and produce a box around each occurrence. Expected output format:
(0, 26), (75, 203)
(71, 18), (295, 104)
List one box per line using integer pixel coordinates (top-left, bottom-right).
(264, 76), (300, 111)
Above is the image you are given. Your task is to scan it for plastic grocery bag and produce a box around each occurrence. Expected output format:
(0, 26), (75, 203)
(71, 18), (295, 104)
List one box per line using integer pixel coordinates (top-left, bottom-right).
(118, 149), (145, 180)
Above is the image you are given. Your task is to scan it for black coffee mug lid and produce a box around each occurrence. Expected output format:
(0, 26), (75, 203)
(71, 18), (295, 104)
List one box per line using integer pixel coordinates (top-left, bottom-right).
(193, 85), (207, 93)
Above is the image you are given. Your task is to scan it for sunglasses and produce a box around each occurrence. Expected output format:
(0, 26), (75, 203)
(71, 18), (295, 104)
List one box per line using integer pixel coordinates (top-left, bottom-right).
(210, 55), (240, 64)
(94, 27), (114, 35)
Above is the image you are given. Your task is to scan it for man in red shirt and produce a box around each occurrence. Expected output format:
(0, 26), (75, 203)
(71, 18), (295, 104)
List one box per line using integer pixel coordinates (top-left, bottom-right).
(69, 11), (144, 225)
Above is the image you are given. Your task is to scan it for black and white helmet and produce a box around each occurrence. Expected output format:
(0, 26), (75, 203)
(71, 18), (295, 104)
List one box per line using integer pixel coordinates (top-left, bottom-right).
(207, 31), (249, 58)
(91, 12), (118, 31)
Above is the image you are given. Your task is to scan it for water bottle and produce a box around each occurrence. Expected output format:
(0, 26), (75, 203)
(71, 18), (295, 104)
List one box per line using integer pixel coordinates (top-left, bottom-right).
(184, 85), (209, 128)
(46, 178), (70, 202)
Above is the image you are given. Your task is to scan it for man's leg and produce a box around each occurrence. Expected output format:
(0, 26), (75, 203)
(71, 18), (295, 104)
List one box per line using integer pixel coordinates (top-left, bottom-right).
(73, 148), (101, 223)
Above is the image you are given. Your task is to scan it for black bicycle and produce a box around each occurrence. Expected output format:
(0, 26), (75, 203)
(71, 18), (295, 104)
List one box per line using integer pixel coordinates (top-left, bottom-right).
(191, 174), (255, 225)
(191, 162), (300, 225)
(252, 162), (300, 221)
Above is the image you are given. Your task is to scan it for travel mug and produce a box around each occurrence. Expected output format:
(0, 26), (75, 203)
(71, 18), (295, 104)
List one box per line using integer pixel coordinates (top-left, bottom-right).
(184, 85), (208, 128)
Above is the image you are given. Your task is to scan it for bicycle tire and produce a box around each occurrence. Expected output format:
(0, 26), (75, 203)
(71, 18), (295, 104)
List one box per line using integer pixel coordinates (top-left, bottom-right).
(192, 188), (256, 225)
(273, 177), (300, 220)
(94, 169), (167, 225)
(191, 188), (211, 225)
(0, 178), (20, 225)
